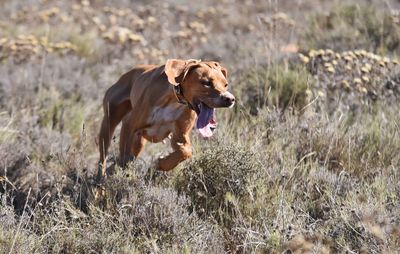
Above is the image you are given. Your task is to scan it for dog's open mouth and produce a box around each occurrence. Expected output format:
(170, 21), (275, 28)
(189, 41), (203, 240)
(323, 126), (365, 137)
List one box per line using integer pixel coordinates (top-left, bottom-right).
(195, 102), (217, 138)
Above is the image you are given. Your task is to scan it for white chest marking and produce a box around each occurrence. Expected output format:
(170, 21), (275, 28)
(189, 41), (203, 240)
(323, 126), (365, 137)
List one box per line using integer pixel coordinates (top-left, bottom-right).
(143, 105), (185, 142)
(149, 105), (185, 124)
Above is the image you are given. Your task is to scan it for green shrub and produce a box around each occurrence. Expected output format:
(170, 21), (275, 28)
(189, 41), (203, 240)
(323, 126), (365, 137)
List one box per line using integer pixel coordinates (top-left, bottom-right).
(37, 90), (85, 137)
(237, 63), (310, 114)
(296, 104), (400, 175)
(303, 5), (400, 54)
(175, 144), (262, 227)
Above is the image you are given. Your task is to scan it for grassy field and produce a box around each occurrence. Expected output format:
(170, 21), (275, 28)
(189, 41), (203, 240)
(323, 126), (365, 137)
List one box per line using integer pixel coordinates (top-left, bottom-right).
(1, 0), (400, 253)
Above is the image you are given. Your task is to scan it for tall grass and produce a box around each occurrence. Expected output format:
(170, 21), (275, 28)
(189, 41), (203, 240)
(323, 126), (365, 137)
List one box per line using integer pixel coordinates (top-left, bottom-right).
(1, 0), (400, 253)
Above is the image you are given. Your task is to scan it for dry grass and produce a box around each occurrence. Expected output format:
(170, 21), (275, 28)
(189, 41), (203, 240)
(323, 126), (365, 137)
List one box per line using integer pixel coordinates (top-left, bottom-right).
(1, 0), (400, 253)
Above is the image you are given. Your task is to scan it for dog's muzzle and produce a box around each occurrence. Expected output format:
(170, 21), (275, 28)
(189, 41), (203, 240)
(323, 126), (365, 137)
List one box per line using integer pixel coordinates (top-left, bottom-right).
(221, 92), (235, 108)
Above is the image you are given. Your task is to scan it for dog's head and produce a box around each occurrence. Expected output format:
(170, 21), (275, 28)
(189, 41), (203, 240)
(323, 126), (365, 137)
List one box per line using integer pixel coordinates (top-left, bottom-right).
(165, 59), (235, 137)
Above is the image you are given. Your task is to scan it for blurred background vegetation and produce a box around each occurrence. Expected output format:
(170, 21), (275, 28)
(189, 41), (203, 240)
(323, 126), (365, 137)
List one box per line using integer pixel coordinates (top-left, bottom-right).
(1, 0), (400, 253)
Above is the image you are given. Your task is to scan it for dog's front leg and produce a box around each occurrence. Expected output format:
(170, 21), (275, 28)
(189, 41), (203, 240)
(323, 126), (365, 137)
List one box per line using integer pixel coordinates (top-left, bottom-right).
(157, 132), (192, 171)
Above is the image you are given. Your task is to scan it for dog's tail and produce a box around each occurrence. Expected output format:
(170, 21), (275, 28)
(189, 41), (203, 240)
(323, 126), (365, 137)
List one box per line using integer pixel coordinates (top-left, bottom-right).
(98, 75), (133, 167)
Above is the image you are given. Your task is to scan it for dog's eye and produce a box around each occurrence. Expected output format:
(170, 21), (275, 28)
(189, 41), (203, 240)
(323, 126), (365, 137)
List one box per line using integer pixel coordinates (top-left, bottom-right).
(202, 80), (213, 88)
(225, 83), (228, 88)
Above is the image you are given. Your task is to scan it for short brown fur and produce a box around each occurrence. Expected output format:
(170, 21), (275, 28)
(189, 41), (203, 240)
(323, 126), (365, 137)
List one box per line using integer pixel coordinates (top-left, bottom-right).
(98, 59), (235, 180)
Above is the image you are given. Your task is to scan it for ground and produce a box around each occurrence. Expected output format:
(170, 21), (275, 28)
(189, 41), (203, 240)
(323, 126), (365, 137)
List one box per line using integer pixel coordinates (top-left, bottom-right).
(1, 0), (400, 253)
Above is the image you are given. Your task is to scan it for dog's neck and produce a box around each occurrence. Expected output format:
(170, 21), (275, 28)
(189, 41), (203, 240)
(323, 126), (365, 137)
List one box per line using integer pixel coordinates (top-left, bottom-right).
(172, 83), (193, 110)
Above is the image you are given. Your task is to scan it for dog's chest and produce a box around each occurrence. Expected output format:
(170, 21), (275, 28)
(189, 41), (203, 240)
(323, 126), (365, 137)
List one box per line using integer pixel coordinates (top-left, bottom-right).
(149, 104), (185, 123)
(143, 104), (185, 142)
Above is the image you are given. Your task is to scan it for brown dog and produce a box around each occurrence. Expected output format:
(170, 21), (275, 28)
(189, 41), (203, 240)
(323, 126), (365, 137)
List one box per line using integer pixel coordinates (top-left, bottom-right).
(98, 59), (235, 179)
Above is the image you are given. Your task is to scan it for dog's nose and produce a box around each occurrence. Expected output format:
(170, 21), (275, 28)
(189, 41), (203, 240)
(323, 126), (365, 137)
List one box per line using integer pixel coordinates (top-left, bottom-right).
(225, 95), (235, 104)
(222, 92), (235, 107)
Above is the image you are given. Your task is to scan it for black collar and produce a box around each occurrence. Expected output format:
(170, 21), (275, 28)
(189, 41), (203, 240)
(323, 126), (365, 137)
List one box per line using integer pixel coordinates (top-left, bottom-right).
(173, 84), (194, 110)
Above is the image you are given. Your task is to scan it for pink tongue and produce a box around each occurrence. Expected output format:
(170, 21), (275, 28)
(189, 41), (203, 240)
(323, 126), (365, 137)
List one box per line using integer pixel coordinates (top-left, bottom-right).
(196, 103), (217, 138)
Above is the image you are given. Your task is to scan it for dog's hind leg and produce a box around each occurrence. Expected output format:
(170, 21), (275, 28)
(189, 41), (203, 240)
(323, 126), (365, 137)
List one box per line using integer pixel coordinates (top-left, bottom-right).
(119, 120), (147, 167)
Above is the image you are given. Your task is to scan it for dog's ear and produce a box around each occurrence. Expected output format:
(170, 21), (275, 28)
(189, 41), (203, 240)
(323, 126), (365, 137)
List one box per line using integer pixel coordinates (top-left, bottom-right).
(220, 67), (228, 79)
(165, 59), (200, 86)
(165, 59), (186, 86)
(211, 61), (228, 79)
